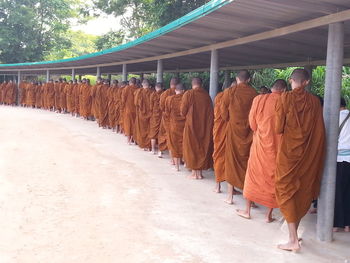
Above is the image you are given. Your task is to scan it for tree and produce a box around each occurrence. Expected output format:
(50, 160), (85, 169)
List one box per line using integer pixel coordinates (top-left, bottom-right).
(0, 0), (84, 63)
(95, 30), (125, 51)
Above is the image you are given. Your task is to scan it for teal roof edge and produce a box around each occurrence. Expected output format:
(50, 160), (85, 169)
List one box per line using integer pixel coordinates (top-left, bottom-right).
(0, 0), (232, 68)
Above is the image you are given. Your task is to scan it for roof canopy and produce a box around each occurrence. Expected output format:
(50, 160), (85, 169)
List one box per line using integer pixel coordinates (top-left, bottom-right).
(1, 0), (350, 75)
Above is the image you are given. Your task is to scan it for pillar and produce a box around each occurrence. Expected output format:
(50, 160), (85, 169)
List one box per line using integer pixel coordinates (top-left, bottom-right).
(317, 22), (344, 242)
(304, 65), (314, 92)
(46, 70), (50, 82)
(72, 69), (76, 80)
(97, 67), (101, 79)
(209, 49), (219, 102)
(157, 59), (164, 83)
(122, 64), (128, 82)
(16, 71), (21, 105)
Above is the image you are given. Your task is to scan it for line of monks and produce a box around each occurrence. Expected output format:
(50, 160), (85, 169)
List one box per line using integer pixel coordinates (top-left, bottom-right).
(0, 69), (325, 252)
(0, 80), (17, 105)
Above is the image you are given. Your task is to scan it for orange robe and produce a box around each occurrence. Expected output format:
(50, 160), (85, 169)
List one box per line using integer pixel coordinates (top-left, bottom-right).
(54, 82), (61, 110)
(275, 88), (325, 223)
(243, 93), (282, 208)
(181, 87), (214, 170)
(212, 92), (227, 183)
(66, 83), (74, 113)
(97, 84), (110, 127)
(117, 87), (125, 130)
(27, 84), (36, 107)
(20, 82), (26, 105)
(108, 86), (118, 129)
(221, 83), (257, 189)
(35, 85), (42, 108)
(149, 90), (163, 140)
(159, 88), (175, 151)
(73, 84), (80, 114)
(59, 82), (67, 110)
(79, 84), (92, 118)
(166, 93), (185, 158)
(121, 85), (138, 137)
(47, 83), (55, 109)
(134, 88), (153, 149)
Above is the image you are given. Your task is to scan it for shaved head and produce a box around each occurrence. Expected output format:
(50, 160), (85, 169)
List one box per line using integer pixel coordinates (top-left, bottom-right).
(236, 70), (250, 82)
(129, 77), (136, 85)
(192, 77), (202, 85)
(271, 79), (287, 91)
(290, 68), (310, 83)
(175, 83), (185, 91)
(170, 77), (180, 88)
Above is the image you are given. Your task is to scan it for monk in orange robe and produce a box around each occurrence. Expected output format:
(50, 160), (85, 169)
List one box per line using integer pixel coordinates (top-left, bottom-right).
(27, 82), (36, 108)
(65, 80), (74, 114)
(73, 80), (80, 116)
(149, 83), (164, 154)
(121, 77), (138, 144)
(181, 77), (213, 179)
(59, 79), (67, 113)
(108, 80), (119, 131)
(46, 80), (55, 111)
(133, 85), (144, 145)
(79, 79), (92, 119)
(275, 69), (325, 251)
(158, 77), (179, 158)
(236, 79), (287, 222)
(35, 83), (43, 108)
(117, 81), (127, 133)
(221, 70), (257, 204)
(19, 81), (26, 106)
(5, 80), (16, 105)
(212, 81), (235, 193)
(97, 81), (110, 128)
(166, 83), (185, 171)
(134, 79), (153, 149)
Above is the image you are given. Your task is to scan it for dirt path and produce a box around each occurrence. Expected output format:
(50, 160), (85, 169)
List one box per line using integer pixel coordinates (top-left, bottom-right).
(0, 105), (348, 263)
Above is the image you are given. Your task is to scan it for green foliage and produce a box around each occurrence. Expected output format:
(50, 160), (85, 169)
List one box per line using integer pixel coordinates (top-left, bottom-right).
(0, 0), (85, 63)
(95, 30), (125, 51)
(45, 30), (98, 60)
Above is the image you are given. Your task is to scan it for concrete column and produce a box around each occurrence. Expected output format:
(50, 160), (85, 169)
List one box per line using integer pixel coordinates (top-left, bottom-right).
(122, 64), (128, 82)
(157, 59), (164, 83)
(16, 71), (21, 105)
(97, 67), (101, 79)
(317, 22), (344, 242)
(72, 69), (76, 80)
(209, 49), (219, 102)
(46, 70), (50, 82)
(223, 70), (231, 89)
(304, 65), (313, 92)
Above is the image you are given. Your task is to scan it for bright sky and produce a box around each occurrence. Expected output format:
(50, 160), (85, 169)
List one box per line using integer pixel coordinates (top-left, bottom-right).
(72, 15), (123, 36)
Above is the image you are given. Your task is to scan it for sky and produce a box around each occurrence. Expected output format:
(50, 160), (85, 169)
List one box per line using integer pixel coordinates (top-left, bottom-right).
(72, 15), (123, 36)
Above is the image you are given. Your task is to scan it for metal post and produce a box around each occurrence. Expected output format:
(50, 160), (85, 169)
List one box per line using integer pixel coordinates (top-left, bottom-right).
(46, 70), (50, 82)
(16, 71), (21, 105)
(157, 59), (164, 83)
(97, 67), (101, 79)
(209, 49), (219, 102)
(304, 65), (313, 92)
(122, 64), (128, 82)
(317, 22), (344, 242)
(72, 69), (76, 80)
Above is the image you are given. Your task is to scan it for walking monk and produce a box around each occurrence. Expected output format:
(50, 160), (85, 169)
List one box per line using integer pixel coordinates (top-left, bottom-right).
(221, 70), (257, 204)
(149, 83), (164, 154)
(236, 79), (287, 222)
(134, 79), (153, 150)
(212, 81), (234, 193)
(158, 77), (179, 158)
(166, 83), (186, 171)
(275, 69), (325, 251)
(181, 78), (214, 179)
(121, 77), (138, 144)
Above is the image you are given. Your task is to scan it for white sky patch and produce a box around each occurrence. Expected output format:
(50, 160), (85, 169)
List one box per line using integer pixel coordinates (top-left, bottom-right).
(72, 15), (123, 36)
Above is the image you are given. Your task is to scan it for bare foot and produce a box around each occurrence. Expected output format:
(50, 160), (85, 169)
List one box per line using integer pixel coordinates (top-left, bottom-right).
(236, 209), (251, 219)
(213, 186), (221, 193)
(196, 175), (204, 180)
(333, 227), (340, 232)
(345, 226), (350, 232)
(277, 242), (301, 252)
(224, 199), (234, 205)
(266, 217), (276, 223)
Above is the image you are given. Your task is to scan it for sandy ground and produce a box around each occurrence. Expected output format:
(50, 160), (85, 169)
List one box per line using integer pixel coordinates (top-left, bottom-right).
(0, 105), (349, 263)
